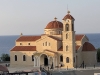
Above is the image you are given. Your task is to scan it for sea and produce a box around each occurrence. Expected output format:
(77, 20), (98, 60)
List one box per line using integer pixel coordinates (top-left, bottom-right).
(0, 33), (100, 56)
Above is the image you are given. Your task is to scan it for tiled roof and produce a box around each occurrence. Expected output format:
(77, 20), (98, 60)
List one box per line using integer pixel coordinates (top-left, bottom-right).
(63, 14), (75, 20)
(82, 42), (96, 51)
(76, 46), (80, 50)
(45, 21), (63, 29)
(58, 46), (63, 51)
(75, 35), (84, 41)
(0, 65), (9, 72)
(16, 36), (41, 41)
(48, 36), (61, 41)
(11, 46), (36, 51)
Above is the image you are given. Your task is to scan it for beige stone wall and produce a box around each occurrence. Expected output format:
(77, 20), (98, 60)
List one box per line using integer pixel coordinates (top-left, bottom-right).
(16, 41), (36, 46)
(82, 51), (97, 66)
(36, 36), (58, 52)
(76, 46), (83, 67)
(10, 51), (35, 66)
(81, 35), (89, 45)
(44, 28), (62, 35)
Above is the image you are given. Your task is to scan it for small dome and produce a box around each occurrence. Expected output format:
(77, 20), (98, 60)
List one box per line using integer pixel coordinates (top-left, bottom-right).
(45, 19), (63, 29)
(63, 11), (75, 20)
(82, 42), (96, 51)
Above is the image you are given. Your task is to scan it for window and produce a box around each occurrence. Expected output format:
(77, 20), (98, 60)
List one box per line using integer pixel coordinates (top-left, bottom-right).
(28, 43), (30, 45)
(66, 46), (68, 51)
(15, 55), (17, 61)
(45, 42), (47, 46)
(32, 55), (34, 61)
(66, 34), (67, 39)
(60, 55), (63, 62)
(59, 31), (60, 34)
(23, 55), (26, 61)
(49, 43), (50, 46)
(43, 43), (44, 46)
(72, 24), (74, 31)
(66, 24), (69, 31)
(74, 57), (75, 63)
(66, 57), (69, 63)
(20, 43), (22, 45)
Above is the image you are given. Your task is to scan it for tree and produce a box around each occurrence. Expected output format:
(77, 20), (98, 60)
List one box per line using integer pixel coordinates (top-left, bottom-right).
(97, 48), (100, 62)
(0, 53), (10, 61)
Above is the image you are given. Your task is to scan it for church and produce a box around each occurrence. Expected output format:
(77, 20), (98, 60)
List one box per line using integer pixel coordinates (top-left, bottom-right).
(10, 11), (97, 68)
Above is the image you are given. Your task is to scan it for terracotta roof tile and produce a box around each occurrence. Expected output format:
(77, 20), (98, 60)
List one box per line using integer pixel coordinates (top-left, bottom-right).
(76, 46), (80, 51)
(16, 36), (41, 41)
(0, 65), (9, 72)
(63, 14), (75, 20)
(75, 35), (84, 41)
(58, 46), (63, 51)
(82, 42), (96, 51)
(45, 21), (63, 29)
(11, 46), (36, 51)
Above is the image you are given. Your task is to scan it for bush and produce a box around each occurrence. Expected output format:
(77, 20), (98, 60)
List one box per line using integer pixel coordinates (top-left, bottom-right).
(97, 48), (100, 62)
(0, 53), (10, 61)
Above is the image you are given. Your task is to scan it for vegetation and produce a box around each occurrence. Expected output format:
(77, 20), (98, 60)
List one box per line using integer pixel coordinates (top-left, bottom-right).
(97, 48), (100, 62)
(0, 53), (10, 61)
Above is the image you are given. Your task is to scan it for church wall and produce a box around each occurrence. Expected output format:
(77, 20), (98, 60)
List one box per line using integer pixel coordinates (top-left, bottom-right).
(10, 51), (35, 66)
(16, 41), (36, 46)
(76, 46), (83, 67)
(36, 37), (57, 52)
(82, 51), (97, 66)
(44, 28), (62, 35)
(57, 41), (62, 50)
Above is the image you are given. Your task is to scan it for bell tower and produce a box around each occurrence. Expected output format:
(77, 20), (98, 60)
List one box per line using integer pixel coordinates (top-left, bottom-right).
(62, 11), (76, 68)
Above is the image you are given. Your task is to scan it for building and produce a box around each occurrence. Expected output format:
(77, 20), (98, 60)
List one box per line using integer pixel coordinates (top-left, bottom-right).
(10, 11), (97, 68)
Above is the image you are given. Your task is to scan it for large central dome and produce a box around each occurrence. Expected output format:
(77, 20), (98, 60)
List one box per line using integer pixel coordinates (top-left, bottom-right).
(45, 19), (63, 29)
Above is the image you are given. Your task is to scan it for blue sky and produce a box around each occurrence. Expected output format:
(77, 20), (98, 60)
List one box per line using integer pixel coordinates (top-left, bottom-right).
(0, 0), (100, 35)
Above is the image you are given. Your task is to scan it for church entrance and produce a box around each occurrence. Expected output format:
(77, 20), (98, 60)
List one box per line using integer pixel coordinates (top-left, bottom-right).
(44, 56), (48, 66)
(40, 54), (48, 66)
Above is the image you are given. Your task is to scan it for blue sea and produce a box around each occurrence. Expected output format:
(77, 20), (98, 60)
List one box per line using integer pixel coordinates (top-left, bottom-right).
(0, 33), (100, 56)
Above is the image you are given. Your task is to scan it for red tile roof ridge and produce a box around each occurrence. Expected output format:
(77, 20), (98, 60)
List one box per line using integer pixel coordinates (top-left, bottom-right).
(11, 46), (36, 51)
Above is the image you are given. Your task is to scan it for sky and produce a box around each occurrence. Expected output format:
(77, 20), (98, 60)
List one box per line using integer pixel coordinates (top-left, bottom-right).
(0, 0), (100, 35)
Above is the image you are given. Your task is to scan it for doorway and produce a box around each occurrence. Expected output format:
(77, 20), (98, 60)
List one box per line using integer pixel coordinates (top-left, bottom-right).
(44, 56), (48, 66)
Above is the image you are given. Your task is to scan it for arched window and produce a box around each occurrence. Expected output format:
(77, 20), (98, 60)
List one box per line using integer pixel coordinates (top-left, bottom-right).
(43, 43), (44, 46)
(23, 55), (26, 61)
(60, 55), (63, 62)
(66, 46), (68, 51)
(72, 24), (74, 31)
(66, 24), (69, 31)
(66, 34), (68, 39)
(66, 57), (69, 63)
(74, 57), (75, 63)
(32, 55), (34, 61)
(15, 55), (17, 61)
(45, 42), (47, 46)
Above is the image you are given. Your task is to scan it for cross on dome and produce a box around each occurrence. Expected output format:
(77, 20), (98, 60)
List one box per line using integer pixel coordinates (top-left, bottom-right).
(54, 17), (57, 21)
(67, 10), (70, 14)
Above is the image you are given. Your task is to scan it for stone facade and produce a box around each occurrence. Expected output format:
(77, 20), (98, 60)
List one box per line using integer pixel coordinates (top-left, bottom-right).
(10, 11), (97, 68)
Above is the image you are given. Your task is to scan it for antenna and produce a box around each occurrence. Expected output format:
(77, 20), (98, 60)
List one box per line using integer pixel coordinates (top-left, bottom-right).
(67, 4), (68, 12)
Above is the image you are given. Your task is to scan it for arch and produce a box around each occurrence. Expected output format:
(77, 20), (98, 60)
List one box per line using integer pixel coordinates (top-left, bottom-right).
(40, 54), (48, 66)
(23, 55), (26, 61)
(32, 55), (34, 61)
(66, 24), (69, 31)
(60, 55), (63, 62)
(15, 55), (17, 61)
(66, 57), (69, 63)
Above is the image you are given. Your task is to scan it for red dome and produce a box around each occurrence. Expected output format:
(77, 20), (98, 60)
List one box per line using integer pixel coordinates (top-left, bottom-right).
(63, 14), (75, 20)
(82, 42), (96, 51)
(45, 21), (63, 29)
